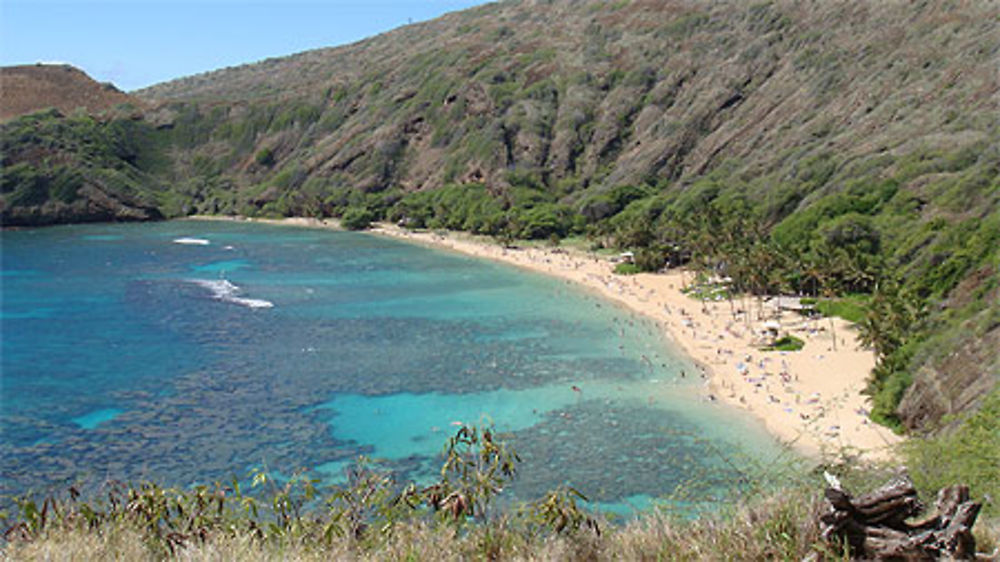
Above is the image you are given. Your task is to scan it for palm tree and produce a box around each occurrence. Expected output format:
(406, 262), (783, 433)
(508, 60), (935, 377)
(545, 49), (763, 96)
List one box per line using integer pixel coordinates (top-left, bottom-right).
(857, 284), (891, 361)
(812, 251), (841, 352)
(799, 253), (824, 298)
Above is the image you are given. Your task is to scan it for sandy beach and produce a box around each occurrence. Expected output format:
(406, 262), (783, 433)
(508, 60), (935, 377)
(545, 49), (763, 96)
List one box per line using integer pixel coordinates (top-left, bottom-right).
(186, 216), (902, 461)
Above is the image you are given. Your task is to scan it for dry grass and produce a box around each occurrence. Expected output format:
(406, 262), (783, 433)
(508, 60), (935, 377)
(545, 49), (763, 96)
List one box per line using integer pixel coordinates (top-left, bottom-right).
(6, 496), (998, 561)
(0, 64), (139, 121)
(0, 488), (824, 561)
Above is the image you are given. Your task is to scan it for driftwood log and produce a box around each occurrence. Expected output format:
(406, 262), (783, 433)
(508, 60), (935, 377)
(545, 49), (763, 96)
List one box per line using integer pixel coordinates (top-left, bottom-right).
(820, 474), (985, 560)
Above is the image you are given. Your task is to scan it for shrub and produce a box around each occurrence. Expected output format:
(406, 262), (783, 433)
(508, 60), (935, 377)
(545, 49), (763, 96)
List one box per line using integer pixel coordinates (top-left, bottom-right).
(614, 262), (641, 275)
(515, 203), (573, 239)
(634, 247), (667, 272)
(763, 335), (805, 352)
(255, 148), (275, 167)
(340, 208), (374, 230)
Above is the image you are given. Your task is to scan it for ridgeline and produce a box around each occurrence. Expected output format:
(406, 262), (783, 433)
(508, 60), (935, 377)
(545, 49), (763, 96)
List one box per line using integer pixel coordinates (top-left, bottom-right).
(2, 0), (998, 448)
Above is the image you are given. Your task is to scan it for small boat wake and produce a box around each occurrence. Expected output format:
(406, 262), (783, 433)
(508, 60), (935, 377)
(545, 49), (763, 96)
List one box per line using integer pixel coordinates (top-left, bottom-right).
(188, 279), (274, 309)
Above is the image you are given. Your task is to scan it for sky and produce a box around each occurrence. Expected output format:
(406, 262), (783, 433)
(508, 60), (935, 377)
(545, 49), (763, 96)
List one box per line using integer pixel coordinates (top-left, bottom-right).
(0, 0), (489, 92)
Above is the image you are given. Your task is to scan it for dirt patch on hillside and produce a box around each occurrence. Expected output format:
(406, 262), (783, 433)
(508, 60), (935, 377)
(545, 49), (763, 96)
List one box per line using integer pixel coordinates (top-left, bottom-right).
(1, 64), (141, 121)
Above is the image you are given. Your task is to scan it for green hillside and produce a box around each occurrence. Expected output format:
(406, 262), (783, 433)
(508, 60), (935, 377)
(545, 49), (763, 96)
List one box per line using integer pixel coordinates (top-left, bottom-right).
(1, 0), (998, 434)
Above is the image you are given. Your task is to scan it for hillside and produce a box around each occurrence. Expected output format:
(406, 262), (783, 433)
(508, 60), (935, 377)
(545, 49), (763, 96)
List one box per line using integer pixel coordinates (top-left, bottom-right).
(1, 0), (998, 433)
(0, 64), (140, 122)
(0, 65), (161, 224)
(135, 0), (997, 197)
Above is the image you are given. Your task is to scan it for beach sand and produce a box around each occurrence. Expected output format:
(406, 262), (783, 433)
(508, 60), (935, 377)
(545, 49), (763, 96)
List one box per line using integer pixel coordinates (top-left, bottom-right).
(186, 216), (902, 461)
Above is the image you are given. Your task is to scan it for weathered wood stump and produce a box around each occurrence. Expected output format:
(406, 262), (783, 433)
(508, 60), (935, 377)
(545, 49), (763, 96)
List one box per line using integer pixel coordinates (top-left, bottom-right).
(819, 474), (984, 560)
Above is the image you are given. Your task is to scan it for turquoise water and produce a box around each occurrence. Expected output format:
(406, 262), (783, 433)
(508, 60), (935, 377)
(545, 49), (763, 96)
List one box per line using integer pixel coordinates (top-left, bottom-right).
(1, 221), (782, 512)
(71, 408), (124, 430)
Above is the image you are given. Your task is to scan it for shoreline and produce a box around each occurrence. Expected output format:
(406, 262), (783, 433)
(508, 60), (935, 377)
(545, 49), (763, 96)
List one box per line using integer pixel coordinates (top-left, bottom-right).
(183, 215), (902, 461)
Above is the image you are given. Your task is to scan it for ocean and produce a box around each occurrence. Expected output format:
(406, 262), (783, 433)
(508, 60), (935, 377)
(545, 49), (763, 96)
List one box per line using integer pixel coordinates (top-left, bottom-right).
(1, 220), (784, 513)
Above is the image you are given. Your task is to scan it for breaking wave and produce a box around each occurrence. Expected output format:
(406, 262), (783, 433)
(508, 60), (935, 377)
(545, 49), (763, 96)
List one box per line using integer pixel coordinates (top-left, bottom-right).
(188, 279), (274, 309)
(173, 237), (211, 246)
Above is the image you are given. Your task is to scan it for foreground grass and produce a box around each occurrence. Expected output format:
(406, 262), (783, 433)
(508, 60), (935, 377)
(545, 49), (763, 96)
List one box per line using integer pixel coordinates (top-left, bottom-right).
(5, 416), (999, 561)
(6, 491), (996, 561)
(1, 488), (829, 561)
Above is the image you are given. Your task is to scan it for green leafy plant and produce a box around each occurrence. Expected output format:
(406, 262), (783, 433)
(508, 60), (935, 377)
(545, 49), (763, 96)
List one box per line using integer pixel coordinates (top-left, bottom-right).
(763, 335), (805, 352)
(613, 262), (641, 275)
(422, 424), (521, 522)
(520, 486), (600, 537)
(254, 148), (275, 167)
(322, 457), (417, 544)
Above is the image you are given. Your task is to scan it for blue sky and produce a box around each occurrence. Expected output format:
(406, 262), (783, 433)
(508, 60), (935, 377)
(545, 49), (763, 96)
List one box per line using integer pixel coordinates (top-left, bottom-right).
(1, 1), (488, 92)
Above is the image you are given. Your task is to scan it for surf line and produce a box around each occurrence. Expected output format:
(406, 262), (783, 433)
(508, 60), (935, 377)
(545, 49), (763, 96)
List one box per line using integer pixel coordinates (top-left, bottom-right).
(173, 237), (211, 246)
(187, 278), (274, 309)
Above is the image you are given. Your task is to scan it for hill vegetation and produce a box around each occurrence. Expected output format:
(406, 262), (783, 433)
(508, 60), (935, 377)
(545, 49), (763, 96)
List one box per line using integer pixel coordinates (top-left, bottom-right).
(0, 109), (164, 224)
(0, 66), (161, 224)
(1, 0), (997, 474)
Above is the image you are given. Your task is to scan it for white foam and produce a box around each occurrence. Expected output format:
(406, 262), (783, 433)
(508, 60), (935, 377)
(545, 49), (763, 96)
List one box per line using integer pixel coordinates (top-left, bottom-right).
(173, 237), (211, 246)
(189, 279), (274, 309)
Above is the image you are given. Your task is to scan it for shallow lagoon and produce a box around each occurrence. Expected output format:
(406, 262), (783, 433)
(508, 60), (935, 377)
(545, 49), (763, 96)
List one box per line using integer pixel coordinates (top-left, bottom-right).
(1, 221), (784, 512)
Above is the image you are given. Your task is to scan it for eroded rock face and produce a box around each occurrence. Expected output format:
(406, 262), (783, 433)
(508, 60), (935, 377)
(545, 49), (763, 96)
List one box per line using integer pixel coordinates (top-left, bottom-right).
(898, 324), (1000, 432)
(897, 267), (1000, 431)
